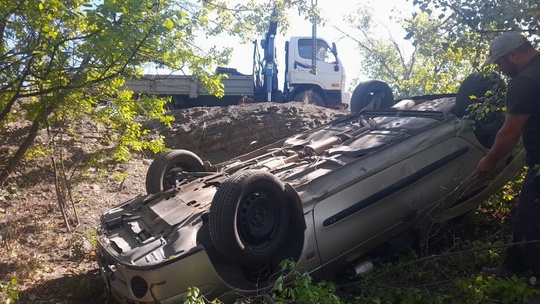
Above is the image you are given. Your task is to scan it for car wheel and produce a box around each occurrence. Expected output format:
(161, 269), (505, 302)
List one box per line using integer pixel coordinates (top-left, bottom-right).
(455, 72), (504, 117)
(351, 80), (394, 112)
(455, 72), (505, 148)
(473, 111), (505, 148)
(145, 149), (205, 194)
(292, 90), (326, 107)
(209, 170), (290, 266)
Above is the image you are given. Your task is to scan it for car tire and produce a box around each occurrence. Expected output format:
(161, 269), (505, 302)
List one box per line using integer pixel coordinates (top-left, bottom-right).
(473, 111), (505, 148)
(455, 72), (505, 148)
(351, 80), (394, 112)
(455, 72), (504, 117)
(145, 149), (205, 194)
(292, 90), (326, 107)
(209, 170), (290, 266)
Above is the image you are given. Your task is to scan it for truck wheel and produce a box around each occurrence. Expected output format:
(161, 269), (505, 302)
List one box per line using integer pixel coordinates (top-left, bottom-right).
(351, 80), (394, 112)
(271, 90), (287, 103)
(292, 90), (326, 107)
(455, 72), (505, 148)
(209, 170), (290, 266)
(171, 95), (189, 109)
(145, 149), (205, 194)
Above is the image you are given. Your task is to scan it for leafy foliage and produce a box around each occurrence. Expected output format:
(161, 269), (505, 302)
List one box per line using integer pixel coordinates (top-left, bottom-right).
(0, 184), (19, 203)
(0, 0), (316, 184)
(459, 73), (508, 135)
(271, 260), (342, 303)
(0, 0), (319, 230)
(183, 287), (223, 304)
(0, 278), (19, 304)
(410, 0), (540, 34)
(182, 260), (343, 304)
(455, 275), (538, 303)
(480, 168), (525, 218)
(407, 0), (540, 66)
(341, 214), (540, 303)
(344, 0), (540, 99)
(343, 5), (478, 98)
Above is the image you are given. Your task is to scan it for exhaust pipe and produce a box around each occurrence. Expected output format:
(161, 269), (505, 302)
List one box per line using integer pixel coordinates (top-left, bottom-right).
(342, 260), (375, 277)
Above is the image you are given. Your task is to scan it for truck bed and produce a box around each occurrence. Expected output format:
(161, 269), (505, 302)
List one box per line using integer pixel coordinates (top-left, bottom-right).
(124, 74), (254, 98)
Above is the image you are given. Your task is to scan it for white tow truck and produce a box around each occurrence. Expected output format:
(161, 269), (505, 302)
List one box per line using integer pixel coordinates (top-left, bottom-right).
(124, 15), (351, 109)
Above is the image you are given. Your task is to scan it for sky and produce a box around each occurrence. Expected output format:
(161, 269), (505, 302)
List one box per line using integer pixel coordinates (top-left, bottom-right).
(225, 0), (415, 84)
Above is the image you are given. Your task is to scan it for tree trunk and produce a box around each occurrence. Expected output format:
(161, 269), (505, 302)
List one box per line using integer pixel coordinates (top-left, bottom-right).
(0, 119), (41, 185)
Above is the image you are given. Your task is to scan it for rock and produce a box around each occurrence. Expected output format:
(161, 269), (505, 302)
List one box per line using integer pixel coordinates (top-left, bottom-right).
(0, 227), (9, 243)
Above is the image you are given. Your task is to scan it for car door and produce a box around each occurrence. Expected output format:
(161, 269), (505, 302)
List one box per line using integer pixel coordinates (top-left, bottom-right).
(312, 154), (423, 271)
(312, 128), (483, 277)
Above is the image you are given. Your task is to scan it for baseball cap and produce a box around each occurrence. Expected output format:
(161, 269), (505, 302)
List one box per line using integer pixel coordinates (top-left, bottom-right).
(481, 32), (528, 67)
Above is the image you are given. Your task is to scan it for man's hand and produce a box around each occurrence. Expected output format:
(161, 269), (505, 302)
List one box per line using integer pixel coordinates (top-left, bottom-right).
(476, 155), (497, 173)
(475, 113), (529, 174)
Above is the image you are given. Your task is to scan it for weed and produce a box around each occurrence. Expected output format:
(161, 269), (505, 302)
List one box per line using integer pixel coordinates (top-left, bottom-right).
(455, 275), (540, 303)
(272, 260), (342, 303)
(112, 171), (129, 183)
(0, 184), (20, 202)
(69, 230), (97, 259)
(85, 229), (98, 249)
(70, 233), (86, 258)
(183, 287), (220, 304)
(0, 278), (19, 304)
(182, 260), (343, 304)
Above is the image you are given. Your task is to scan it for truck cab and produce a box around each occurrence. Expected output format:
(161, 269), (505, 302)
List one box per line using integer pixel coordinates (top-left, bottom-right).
(284, 37), (351, 109)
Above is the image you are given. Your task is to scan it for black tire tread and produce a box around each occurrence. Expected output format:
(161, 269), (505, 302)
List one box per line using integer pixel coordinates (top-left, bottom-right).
(209, 170), (289, 265)
(455, 72), (503, 117)
(351, 80), (394, 112)
(145, 149), (204, 194)
(455, 72), (506, 148)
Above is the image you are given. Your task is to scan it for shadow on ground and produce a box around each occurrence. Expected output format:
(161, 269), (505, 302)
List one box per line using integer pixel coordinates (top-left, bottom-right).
(17, 269), (114, 304)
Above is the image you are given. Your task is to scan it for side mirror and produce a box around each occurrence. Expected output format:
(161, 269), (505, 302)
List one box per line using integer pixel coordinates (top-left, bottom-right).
(332, 42), (338, 56)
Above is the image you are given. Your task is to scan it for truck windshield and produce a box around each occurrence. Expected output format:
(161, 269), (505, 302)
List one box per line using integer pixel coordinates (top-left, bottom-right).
(297, 39), (336, 63)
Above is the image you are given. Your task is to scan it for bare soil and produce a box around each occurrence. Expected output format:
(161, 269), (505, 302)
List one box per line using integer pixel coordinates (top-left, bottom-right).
(0, 102), (347, 303)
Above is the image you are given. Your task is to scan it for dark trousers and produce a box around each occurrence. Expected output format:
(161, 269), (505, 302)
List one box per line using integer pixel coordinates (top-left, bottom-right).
(504, 166), (540, 276)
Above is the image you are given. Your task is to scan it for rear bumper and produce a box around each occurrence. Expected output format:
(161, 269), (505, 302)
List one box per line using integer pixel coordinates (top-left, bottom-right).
(96, 244), (231, 303)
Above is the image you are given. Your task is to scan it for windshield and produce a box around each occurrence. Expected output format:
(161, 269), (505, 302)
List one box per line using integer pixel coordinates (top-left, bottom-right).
(297, 39), (336, 63)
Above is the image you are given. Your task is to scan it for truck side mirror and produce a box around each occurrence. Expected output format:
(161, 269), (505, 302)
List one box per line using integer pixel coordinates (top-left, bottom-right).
(332, 42), (340, 71)
(332, 42), (338, 56)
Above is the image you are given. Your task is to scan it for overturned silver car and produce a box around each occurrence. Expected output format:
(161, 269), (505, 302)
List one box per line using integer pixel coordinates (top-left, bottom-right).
(97, 73), (524, 303)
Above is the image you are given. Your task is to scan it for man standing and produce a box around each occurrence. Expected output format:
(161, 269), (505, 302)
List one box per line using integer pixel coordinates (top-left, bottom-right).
(476, 32), (540, 278)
